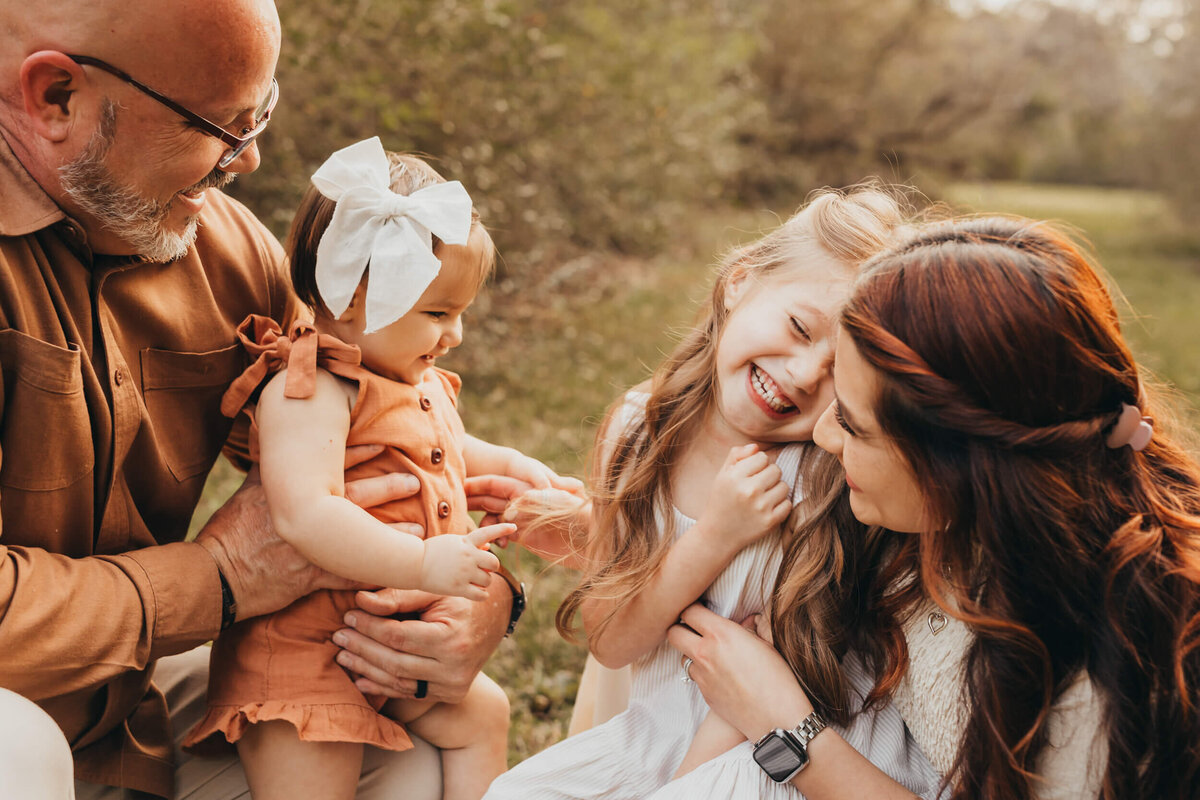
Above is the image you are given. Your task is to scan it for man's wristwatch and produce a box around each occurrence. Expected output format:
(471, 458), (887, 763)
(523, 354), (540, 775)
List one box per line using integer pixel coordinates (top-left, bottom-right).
(491, 555), (526, 636)
(752, 711), (828, 783)
(216, 565), (237, 632)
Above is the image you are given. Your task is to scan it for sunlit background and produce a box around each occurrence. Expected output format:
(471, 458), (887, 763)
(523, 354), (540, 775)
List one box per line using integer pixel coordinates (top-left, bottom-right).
(196, 0), (1200, 760)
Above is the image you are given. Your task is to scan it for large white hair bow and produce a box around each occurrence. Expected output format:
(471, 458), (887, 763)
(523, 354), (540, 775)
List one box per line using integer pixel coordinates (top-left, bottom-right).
(311, 136), (473, 333)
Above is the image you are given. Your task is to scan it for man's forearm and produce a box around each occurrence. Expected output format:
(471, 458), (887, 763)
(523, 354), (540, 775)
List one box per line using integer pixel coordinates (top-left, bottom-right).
(0, 541), (221, 699)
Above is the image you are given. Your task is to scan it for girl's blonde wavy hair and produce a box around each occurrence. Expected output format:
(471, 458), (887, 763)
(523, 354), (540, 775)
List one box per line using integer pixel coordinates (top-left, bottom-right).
(556, 182), (915, 723)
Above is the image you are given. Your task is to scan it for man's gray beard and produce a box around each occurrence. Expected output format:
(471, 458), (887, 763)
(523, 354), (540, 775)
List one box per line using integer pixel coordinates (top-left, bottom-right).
(59, 99), (235, 263)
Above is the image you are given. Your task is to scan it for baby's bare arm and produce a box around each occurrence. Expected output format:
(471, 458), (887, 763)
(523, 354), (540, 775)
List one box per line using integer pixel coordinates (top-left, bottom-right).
(256, 369), (428, 589)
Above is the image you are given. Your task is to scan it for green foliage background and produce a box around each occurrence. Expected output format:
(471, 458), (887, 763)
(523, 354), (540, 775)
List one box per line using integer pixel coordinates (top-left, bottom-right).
(237, 0), (754, 259)
(195, 0), (1200, 764)
(232, 0), (1200, 265)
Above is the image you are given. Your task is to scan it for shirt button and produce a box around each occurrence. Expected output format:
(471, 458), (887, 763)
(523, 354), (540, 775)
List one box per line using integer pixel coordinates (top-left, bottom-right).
(114, 369), (124, 386)
(419, 397), (432, 411)
(437, 501), (451, 518)
(430, 448), (444, 465)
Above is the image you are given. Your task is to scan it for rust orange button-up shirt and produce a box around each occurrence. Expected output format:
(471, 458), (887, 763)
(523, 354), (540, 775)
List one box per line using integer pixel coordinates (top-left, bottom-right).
(0, 134), (298, 797)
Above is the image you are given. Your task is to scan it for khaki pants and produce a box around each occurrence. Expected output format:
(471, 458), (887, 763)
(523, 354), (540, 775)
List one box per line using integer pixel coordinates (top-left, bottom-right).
(0, 687), (75, 799)
(3, 647), (441, 800)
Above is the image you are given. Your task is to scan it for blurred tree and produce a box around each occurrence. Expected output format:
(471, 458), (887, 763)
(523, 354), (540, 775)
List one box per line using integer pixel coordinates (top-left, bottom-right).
(730, 0), (1177, 204)
(224, 0), (1200, 261)
(731, 0), (1013, 199)
(1145, 0), (1200, 221)
(229, 0), (754, 261)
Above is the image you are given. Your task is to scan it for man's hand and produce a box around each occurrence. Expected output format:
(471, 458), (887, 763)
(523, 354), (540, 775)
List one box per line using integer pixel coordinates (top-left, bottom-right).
(196, 445), (423, 622)
(332, 584), (511, 704)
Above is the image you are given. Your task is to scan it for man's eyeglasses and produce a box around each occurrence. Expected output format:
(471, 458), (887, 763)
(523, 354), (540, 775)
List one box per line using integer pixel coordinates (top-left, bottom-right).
(66, 54), (279, 169)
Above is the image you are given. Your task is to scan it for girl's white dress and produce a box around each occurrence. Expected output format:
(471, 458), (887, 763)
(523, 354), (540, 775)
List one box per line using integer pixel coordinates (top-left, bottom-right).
(485, 396), (944, 800)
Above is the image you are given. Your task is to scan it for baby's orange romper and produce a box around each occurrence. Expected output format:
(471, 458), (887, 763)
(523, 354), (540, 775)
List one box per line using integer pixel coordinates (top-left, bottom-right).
(184, 315), (473, 753)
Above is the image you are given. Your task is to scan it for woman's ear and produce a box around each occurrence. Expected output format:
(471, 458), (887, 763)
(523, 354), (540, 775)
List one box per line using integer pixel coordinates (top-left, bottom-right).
(19, 51), (87, 143)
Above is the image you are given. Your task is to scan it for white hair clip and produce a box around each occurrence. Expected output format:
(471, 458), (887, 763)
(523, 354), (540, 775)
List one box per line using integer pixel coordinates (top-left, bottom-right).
(311, 136), (473, 333)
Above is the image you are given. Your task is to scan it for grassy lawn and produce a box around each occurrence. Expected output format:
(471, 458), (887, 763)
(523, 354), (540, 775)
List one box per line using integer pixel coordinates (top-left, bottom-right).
(189, 182), (1200, 764)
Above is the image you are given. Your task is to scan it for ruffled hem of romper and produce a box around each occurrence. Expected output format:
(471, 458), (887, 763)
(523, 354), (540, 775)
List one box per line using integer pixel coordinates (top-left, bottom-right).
(182, 701), (414, 756)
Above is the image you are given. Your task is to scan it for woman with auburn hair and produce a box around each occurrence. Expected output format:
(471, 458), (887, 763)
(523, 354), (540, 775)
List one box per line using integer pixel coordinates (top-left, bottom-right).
(665, 216), (1200, 800)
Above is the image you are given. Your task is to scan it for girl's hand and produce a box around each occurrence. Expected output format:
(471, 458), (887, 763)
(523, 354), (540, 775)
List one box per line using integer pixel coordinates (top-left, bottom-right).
(466, 471), (588, 550)
(504, 452), (586, 495)
(667, 603), (813, 743)
(417, 523), (514, 600)
(697, 444), (791, 552)
(742, 611), (774, 644)
(500, 486), (591, 564)
(465, 474), (531, 527)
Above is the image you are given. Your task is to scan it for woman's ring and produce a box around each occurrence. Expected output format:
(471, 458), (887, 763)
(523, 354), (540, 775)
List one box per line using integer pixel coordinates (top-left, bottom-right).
(681, 656), (694, 683)
(415, 679), (429, 699)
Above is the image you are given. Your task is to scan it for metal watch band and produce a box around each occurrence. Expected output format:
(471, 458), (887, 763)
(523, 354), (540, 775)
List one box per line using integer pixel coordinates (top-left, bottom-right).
(789, 711), (827, 749)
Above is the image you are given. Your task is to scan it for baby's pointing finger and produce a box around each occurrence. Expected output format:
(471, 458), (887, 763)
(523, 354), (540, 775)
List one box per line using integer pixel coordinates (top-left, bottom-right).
(467, 523), (517, 549)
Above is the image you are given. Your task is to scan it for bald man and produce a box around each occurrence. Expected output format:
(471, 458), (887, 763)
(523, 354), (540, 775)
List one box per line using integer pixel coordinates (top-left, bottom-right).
(0, 2), (515, 798)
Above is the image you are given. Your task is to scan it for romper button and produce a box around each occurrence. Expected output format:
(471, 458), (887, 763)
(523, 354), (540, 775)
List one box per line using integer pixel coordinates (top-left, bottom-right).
(114, 369), (123, 386)
(419, 397), (432, 411)
(431, 448), (444, 465)
(437, 501), (451, 518)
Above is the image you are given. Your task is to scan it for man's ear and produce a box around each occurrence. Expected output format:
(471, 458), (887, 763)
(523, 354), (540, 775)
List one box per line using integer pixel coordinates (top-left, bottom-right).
(19, 51), (88, 143)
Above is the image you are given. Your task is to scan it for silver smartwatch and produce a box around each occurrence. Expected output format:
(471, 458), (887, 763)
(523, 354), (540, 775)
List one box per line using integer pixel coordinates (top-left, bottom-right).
(751, 711), (828, 783)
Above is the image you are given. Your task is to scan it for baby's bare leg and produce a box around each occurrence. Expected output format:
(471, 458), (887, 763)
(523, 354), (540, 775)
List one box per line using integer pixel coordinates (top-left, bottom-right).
(395, 673), (510, 800)
(238, 720), (363, 800)
(673, 710), (747, 778)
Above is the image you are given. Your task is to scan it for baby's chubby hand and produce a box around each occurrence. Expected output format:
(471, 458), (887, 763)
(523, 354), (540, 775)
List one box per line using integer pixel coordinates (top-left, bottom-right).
(418, 523), (515, 600)
(696, 444), (791, 553)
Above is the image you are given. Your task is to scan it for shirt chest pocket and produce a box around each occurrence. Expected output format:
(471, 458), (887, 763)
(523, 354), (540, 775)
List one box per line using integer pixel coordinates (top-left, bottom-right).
(0, 329), (95, 491)
(139, 344), (245, 482)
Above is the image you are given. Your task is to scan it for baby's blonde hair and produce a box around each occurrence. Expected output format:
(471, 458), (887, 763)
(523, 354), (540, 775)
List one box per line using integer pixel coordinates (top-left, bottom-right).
(556, 182), (915, 660)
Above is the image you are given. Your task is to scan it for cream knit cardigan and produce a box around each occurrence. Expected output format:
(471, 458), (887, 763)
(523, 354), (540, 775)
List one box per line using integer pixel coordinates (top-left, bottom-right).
(893, 599), (1108, 799)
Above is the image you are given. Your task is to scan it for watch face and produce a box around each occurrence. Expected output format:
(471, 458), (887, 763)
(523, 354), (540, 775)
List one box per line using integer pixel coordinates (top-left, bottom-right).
(752, 730), (810, 783)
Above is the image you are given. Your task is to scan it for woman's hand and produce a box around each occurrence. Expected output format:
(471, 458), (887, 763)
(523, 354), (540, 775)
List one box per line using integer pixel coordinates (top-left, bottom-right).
(667, 603), (813, 742)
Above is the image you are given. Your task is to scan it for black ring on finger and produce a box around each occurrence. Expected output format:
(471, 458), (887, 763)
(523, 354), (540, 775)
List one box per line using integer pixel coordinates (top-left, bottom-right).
(415, 679), (429, 699)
